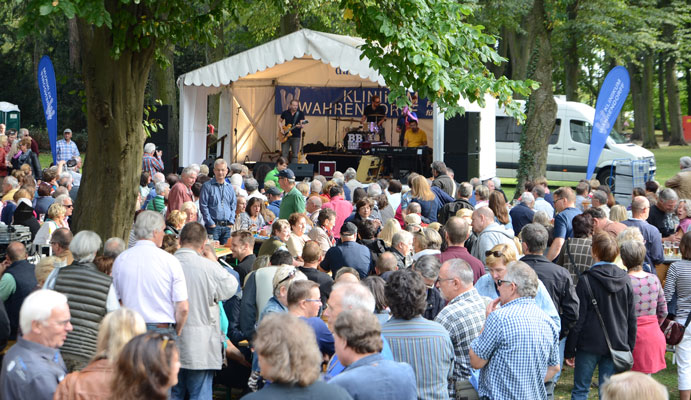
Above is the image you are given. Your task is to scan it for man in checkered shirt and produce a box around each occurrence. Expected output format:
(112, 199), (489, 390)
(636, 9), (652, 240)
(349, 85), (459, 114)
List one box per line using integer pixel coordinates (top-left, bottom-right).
(435, 259), (488, 400)
(55, 128), (80, 163)
(470, 261), (560, 400)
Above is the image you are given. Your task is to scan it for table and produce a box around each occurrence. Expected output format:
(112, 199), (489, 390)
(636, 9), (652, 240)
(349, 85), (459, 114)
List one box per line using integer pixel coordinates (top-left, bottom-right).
(215, 247), (232, 258)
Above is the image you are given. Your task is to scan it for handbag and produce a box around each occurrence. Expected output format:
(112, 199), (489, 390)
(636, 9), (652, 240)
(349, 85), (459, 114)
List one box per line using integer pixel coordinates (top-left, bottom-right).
(660, 313), (691, 345)
(583, 275), (634, 372)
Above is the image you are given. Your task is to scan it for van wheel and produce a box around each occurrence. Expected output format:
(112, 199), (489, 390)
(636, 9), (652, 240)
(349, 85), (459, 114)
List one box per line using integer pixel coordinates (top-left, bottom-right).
(596, 168), (615, 191)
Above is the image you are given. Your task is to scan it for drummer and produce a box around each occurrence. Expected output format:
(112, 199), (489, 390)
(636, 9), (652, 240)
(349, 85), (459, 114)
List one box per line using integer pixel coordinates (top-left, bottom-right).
(361, 95), (387, 140)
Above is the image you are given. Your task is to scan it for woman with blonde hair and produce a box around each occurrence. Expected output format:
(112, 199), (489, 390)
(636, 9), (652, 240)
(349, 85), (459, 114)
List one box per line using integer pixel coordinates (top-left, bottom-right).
(32, 202), (67, 246)
(409, 175), (439, 223)
(165, 210), (187, 236)
(600, 371), (668, 400)
(609, 204), (628, 223)
(379, 218), (401, 248)
(243, 313), (351, 399)
(34, 256), (60, 288)
(55, 308), (147, 400)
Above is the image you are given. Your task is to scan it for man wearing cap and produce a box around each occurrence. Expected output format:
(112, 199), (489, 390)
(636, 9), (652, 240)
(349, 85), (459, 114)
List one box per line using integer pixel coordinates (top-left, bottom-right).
(56, 129), (80, 163)
(266, 186), (283, 218)
(320, 222), (373, 279)
(277, 168), (305, 220)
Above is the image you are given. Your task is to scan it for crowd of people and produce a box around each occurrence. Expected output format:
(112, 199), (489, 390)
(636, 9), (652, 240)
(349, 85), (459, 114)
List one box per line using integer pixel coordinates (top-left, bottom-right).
(0, 131), (688, 399)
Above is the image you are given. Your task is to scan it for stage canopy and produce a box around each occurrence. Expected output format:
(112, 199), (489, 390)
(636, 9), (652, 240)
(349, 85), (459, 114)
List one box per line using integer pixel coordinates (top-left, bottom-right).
(177, 29), (435, 166)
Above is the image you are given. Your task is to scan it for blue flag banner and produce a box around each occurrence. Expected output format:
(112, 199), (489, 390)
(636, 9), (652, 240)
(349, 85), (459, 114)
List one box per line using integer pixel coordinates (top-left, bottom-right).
(586, 66), (630, 179)
(38, 55), (58, 163)
(274, 86), (433, 119)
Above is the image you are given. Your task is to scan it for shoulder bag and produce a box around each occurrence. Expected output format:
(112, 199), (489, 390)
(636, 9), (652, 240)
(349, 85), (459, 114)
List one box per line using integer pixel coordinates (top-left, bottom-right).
(660, 313), (691, 345)
(583, 275), (634, 372)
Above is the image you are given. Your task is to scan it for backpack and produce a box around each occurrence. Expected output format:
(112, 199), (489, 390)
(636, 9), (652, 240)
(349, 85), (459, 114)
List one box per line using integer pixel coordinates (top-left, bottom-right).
(437, 199), (474, 225)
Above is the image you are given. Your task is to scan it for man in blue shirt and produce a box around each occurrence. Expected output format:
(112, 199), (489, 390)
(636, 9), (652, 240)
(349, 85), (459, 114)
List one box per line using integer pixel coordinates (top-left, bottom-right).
(329, 309), (417, 400)
(470, 261), (560, 400)
(199, 159), (237, 245)
(321, 222), (373, 279)
(622, 196), (664, 274)
(55, 128), (80, 163)
(546, 187), (582, 262)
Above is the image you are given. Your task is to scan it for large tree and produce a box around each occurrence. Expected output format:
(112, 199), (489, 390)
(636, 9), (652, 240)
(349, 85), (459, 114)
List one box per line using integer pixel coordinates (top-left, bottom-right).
(20, 0), (230, 240)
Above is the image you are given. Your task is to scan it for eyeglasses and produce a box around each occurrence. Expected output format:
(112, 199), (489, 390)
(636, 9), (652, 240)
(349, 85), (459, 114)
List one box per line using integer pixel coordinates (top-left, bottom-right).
(436, 277), (455, 285)
(304, 298), (322, 303)
(496, 279), (513, 287)
(64, 204), (74, 208)
(485, 250), (503, 258)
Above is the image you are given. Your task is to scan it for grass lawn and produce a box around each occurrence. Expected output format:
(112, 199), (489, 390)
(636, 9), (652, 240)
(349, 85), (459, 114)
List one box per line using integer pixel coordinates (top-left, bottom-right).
(500, 144), (688, 199)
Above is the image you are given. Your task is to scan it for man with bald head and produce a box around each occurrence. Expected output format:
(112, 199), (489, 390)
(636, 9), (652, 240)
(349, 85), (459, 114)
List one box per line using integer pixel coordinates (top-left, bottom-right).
(470, 207), (517, 264)
(622, 196), (664, 274)
(545, 187), (582, 262)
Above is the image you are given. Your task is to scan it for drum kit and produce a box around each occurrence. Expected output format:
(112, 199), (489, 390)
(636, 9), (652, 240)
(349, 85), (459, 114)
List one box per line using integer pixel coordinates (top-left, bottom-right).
(334, 115), (387, 152)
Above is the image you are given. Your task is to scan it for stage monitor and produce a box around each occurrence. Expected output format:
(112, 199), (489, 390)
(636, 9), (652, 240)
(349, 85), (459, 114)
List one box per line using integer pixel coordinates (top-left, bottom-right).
(318, 161), (337, 178)
(289, 163), (314, 181)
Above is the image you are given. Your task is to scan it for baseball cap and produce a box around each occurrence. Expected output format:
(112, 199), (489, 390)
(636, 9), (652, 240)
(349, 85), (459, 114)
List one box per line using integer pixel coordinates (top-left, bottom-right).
(63, 128), (72, 134)
(340, 222), (358, 236)
(277, 168), (295, 180)
(266, 186), (282, 196)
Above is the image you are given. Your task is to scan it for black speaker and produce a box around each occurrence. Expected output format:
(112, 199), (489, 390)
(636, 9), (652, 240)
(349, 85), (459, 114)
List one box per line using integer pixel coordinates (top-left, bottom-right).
(289, 163), (314, 181)
(444, 112), (480, 153)
(445, 153), (480, 183)
(145, 104), (174, 173)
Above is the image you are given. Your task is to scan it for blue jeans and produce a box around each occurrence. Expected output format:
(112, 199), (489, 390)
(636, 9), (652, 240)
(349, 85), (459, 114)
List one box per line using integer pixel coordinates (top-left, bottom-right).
(145, 323), (178, 341)
(545, 338), (567, 400)
(207, 225), (231, 246)
(571, 350), (615, 400)
(171, 369), (214, 400)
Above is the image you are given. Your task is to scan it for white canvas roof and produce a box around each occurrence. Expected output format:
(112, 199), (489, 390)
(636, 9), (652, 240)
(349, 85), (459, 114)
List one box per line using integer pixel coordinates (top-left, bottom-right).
(0, 102), (19, 113)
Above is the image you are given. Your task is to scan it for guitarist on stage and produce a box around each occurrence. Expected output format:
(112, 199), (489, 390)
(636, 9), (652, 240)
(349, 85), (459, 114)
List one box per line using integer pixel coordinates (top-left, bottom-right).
(278, 99), (306, 163)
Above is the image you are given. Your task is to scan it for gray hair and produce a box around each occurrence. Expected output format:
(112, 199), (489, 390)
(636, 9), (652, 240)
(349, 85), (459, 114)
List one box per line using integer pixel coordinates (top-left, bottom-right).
(333, 177), (345, 187)
(659, 188), (679, 202)
(155, 181), (170, 194)
(310, 179), (322, 194)
(229, 163), (243, 174)
(532, 185), (545, 198)
(391, 230), (413, 248)
(54, 194), (71, 206)
(214, 158), (227, 168)
(617, 227), (644, 244)
(679, 199), (691, 216)
(505, 261), (539, 298)
(104, 237), (126, 258)
(3, 176), (18, 189)
(619, 240), (647, 269)
(245, 178), (259, 193)
(492, 177), (501, 189)
(187, 163), (201, 174)
(458, 182), (473, 198)
(70, 231), (102, 263)
(70, 156), (82, 171)
(431, 161), (447, 175)
(181, 166), (197, 177)
(367, 183), (382, 197)
(521, 223), (549, 253)
(133, 210), (165, 240)
(19, 290), (68, 335)
(307, 196), (322, 208)
(152, 172), (165, 183)
(681, 156), (691, 169)
(520, 192), (535, 206)
(334, 282), (376, 313)
(59, 172), (72, 186)
(475, 185), (489, 201)
(443, 259), (474, 286)
(414, 255), (441, 280)
(592, 190), (607, 206)
(332, 171), (345, 180)
(144, 143), (156, 154)
(344, 168), (357, 180)
(533, 210), (551, 226)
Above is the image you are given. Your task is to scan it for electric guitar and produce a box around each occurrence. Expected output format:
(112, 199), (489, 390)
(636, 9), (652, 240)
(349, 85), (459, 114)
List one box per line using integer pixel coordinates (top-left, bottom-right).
(278, 120), (308, 143)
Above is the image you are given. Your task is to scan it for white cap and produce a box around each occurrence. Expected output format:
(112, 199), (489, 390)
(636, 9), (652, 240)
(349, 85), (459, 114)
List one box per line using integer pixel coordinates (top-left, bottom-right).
(63, 128), (72, 134)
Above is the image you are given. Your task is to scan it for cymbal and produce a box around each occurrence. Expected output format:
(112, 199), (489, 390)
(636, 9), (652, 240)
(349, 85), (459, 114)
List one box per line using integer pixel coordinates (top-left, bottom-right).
(332, 117), (361, 122)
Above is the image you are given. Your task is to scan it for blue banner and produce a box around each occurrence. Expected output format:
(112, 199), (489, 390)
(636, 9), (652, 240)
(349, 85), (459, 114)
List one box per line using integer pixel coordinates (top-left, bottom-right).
(274, 86), (432, 119)
(38, 55), (58, 163)
(587, 66), (630, 179)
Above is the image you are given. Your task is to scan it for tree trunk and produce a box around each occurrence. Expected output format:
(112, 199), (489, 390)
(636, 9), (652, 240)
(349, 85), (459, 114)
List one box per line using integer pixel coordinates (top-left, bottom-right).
(516, 0), (557, 197)
(73, 16), (155, 240)
(505, 28), (532, 85)
(564, 0), (579, 101)
(279, 8), (300, 35)
(488, 28), (509, 79)
(657, 54), (669, 141)
(666, 55), (687, 146)
(68, 18), (80, 70)
(629, 61), (644, 141)
(642, 51), (658, 149)
(150, 43), (179, 168)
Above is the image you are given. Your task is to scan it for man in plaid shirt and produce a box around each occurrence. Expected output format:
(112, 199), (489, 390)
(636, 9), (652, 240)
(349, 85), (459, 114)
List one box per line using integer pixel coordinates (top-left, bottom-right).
(435, 259), (488, 400)
(56, 128), (80, 163)
(470, 261), (560, 400)
(142, 142), (164, 176)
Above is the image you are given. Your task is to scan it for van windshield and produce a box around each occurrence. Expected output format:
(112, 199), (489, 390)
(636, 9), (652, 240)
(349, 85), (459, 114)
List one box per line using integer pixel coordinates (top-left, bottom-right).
(609, 129), (629, 144)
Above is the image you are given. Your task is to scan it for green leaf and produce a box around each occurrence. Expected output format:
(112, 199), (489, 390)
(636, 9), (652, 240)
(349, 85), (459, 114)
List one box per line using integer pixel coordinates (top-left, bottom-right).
(39, 4), (53, 15)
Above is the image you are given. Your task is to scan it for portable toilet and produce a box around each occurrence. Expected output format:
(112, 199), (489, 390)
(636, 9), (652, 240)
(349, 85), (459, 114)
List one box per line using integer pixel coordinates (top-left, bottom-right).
(0, 102), (20, 131)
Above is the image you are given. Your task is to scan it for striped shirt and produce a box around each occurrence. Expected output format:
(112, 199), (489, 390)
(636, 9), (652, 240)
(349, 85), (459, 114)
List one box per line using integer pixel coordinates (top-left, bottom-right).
(382, 316), (454, 400)
(665, 260), (691, 320)
(55, 139), (79, 162)
(142, 153), (164, 176)
(435, 288), (487, 397)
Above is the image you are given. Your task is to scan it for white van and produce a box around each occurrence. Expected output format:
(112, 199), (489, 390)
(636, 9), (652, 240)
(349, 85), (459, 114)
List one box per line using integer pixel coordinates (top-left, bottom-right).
(495, 97), (656, 185)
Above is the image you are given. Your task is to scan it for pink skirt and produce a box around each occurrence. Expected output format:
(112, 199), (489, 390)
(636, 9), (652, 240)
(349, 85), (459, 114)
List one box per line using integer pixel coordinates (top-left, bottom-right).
(632, 314), (667, 374)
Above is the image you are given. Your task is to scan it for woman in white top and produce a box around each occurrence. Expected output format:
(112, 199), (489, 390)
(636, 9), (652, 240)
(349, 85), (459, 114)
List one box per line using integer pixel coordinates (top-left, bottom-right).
(33, 202), (68, 246)
(237, 197), (267, 232)
(286, 213), (310, 258)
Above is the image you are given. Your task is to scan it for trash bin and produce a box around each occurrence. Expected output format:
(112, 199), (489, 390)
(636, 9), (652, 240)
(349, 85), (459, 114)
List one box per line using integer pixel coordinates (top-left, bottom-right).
(0, 102), (20, 131)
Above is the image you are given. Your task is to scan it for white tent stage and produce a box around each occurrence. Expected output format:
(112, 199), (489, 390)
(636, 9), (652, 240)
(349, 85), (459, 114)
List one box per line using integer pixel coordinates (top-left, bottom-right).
(178, 29), (496, 179)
